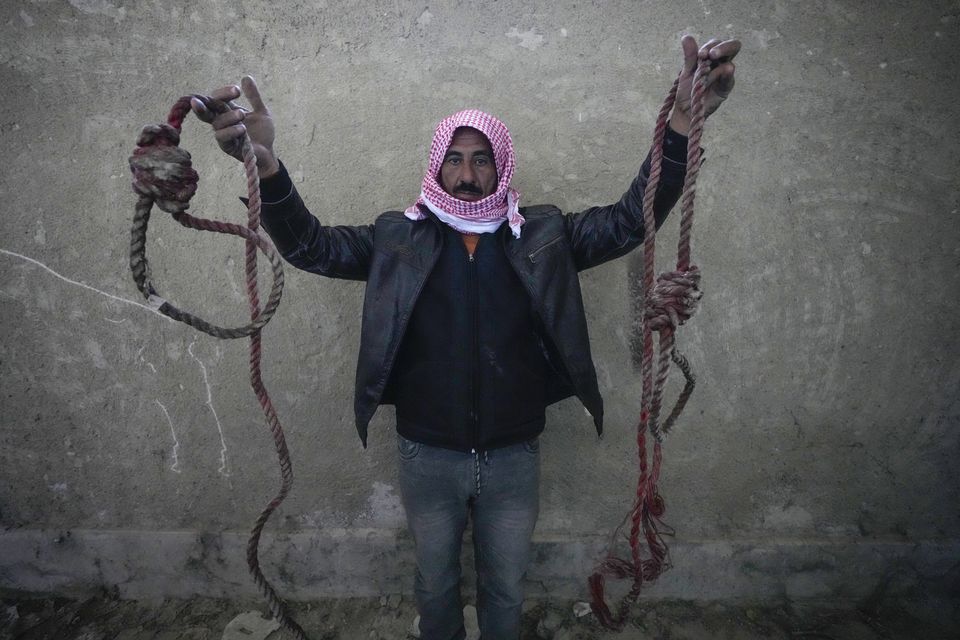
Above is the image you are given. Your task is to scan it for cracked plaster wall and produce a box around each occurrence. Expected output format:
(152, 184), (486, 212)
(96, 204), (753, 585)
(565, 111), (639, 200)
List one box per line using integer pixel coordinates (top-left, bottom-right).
(1, 0), (958, 600)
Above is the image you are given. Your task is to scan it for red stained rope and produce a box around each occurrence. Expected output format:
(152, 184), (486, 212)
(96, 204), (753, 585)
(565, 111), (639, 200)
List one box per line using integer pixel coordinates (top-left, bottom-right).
(129, 97), (308, 639)
(588, 60), (708, 630)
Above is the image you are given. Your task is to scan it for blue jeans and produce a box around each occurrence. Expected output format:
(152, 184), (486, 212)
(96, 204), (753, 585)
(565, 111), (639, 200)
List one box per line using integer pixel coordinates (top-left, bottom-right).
(397, 434), (540, 640)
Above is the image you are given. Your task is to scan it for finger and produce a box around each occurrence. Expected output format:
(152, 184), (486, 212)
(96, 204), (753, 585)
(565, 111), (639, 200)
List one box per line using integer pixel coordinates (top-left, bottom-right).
(717, 65), (736, 94)
(211, 108), (245, 131)
(241, 75), (268, 114)
(209, 84), (242, 103)
(698, 38), (722, 59)
(703, 62), (735, 84)
(214, 123), (247, 145)
(709, 39), (742, 62)
(704, 63), (736, 95)
(680, 34), (699, 75)
(190, 97), (214, 124)
(189, 92), (234, 116)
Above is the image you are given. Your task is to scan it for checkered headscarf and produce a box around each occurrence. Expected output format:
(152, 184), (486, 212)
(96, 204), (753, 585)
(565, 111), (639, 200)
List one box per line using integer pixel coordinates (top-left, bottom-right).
(405, 109), (524, 238)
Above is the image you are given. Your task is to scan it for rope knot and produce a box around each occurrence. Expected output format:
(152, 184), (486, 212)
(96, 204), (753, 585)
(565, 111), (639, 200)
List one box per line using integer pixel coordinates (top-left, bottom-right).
(129, 123), (198, 214)
(649, 493), (665, 518)
(644, 266), (702, 332)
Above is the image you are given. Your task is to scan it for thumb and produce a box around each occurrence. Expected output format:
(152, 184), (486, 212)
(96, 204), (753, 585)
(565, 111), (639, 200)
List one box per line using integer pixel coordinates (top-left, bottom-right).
(241, 75), (268, 113)
(190, 97), (215, 124)
(680, 34), (698, 75)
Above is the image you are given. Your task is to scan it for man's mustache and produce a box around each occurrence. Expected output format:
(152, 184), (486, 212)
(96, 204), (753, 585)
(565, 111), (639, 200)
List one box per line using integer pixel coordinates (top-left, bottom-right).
(455, 182), (482, 195)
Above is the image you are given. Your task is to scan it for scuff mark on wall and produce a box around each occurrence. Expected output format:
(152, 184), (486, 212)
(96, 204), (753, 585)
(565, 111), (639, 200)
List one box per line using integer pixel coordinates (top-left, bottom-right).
(748, 28), (782, 49)
(155, 399), (182, 474)
(416, 8), (433, 27)
(506, 27), (544, 50)
(67, 0), (126, 23)
(136, 346), (158, 374)
(84, 339), (109, 370)
(0, 248), (170, 321)
(362, 482), (404, 527)
(187, 337), (229, 477)
(763, 504), (814, 531)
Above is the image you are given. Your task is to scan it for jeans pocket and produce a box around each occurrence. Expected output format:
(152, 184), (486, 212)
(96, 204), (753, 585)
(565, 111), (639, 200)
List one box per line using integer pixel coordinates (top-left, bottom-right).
(397, 434), (422, 460)
(522, 437), (540, 454)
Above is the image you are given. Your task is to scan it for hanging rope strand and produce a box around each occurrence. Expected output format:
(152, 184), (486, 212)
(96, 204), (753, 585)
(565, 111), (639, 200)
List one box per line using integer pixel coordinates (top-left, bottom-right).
(129, 96), (309, 639)
(588, 57), (709, 630)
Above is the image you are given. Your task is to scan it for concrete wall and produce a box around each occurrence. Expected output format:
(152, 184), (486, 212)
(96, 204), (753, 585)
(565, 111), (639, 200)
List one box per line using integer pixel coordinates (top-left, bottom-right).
(1, 0), (958, 604)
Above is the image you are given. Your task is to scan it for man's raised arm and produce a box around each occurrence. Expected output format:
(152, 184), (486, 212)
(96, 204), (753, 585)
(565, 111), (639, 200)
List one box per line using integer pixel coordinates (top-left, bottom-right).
(192, 76), (374, 281)
(565, 35), (740, 271)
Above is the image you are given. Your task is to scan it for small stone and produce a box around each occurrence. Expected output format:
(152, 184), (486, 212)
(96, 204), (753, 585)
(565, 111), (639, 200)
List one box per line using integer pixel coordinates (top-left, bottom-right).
(388, 593), (402, 609)
(379, 595), (388, 607)
(410, 614), (421, 638)
(222, 611), (281, 640)
(573, 601), (592, 618)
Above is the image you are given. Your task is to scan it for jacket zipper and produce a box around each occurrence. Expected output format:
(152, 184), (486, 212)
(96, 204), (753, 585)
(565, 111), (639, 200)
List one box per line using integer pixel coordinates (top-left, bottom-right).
(469, 250), (480, 452)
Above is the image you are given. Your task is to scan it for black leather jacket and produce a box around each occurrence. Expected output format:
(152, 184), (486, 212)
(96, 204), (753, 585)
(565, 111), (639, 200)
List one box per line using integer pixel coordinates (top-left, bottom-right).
(259, 139), (687, 447)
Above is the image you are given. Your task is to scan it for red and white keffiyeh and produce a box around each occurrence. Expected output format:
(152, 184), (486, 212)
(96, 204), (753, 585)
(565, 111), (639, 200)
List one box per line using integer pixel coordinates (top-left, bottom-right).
(405, 109), (524, 238)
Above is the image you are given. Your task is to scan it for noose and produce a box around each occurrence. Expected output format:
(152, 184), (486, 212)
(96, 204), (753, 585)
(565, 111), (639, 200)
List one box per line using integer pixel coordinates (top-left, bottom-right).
(588, 57), (709, 629)
(128, 96), (309, 640)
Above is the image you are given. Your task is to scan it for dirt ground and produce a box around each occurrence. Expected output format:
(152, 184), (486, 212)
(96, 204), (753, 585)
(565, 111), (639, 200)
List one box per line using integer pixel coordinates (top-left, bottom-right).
(1, 590), (957, 640)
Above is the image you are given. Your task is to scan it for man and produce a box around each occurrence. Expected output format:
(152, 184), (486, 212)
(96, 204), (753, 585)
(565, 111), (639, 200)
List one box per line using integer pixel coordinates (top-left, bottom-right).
(193, 35), (739, 640)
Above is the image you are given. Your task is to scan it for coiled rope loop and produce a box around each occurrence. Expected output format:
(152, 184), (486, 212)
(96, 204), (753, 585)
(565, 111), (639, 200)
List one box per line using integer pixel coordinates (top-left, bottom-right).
(589, 57), (710, 630)
(128, 96), (309, 640)
(129, 96), (285, 339)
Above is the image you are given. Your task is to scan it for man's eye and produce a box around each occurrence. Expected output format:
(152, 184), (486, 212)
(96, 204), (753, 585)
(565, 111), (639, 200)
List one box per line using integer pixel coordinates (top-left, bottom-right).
(475, 157), (489, 166)
(446, 157), (461, 165)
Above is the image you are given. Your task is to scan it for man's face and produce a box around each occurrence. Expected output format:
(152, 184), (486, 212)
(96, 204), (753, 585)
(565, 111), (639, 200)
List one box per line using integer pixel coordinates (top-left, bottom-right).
(439, 127), (498, 202)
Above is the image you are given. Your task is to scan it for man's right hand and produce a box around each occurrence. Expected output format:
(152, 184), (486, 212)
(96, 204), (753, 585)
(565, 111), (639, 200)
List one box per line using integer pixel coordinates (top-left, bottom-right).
(190, 75), (280, 179)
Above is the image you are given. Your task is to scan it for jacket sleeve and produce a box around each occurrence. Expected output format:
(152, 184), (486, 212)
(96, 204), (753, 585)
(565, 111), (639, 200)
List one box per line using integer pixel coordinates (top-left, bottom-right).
(255, 161), (374, 281)
(563, 126), (691, 271)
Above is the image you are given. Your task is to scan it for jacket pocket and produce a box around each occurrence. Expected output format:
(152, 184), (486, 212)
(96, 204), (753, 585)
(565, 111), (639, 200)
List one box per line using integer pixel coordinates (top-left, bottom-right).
(527, 234), (565, 263)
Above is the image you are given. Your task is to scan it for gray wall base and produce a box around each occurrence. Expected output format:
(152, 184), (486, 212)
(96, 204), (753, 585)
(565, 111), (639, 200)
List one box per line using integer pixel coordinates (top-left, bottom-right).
(2, 529), (957, 603)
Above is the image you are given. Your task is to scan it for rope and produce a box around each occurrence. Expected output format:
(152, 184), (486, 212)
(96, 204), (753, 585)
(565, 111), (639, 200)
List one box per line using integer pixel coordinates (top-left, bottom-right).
(128, 96), (309, 640)
(588, 58), (709, 630)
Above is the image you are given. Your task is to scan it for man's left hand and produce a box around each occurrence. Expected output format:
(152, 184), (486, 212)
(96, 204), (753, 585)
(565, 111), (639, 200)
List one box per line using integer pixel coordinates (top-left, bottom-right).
(669, 35), (740, 135)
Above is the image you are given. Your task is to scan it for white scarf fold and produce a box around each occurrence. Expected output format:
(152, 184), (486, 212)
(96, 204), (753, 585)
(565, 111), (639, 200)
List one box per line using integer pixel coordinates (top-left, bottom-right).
(408, 190), (523, 238)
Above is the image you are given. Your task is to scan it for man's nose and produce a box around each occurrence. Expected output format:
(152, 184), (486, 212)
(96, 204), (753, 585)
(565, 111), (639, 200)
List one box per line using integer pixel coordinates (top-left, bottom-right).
(460, 161), (476, 184)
